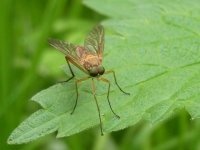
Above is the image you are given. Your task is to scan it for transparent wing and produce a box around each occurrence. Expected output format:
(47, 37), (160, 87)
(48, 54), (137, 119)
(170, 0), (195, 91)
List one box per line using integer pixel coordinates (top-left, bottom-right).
(48, 38), (88, 73)
(48, 38), (78, 56)
(84, 25), (104, 58)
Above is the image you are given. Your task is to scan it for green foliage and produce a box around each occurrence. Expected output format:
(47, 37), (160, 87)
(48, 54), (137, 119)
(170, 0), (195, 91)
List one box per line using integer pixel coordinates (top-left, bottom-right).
(7, 0), (200, 145)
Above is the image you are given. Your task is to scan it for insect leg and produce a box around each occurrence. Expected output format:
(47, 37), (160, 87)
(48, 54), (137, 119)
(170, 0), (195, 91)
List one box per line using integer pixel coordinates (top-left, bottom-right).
(71, 80), (79, 115)
(59, 56), (75, 83)
(105, 70), (130, 95)
(99, 77), (120, 119)
(71, 76), (91, 115)
(91, 78), (104, 135)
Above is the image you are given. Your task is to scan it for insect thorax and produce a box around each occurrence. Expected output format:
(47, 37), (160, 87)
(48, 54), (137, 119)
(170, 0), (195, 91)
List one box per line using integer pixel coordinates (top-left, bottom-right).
(83, 55), (101, 70)
(75, 46), (102, 71)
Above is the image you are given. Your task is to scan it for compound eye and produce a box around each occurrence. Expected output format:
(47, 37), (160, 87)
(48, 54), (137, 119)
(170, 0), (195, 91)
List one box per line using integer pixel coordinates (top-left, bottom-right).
(89, 67), (98, 77)
(98, 66), (105, 75)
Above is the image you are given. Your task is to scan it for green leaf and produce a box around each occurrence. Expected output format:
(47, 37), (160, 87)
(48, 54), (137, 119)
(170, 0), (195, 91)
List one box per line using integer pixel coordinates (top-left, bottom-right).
(8, 0), (200, 144)
(7, 109), (59, 144)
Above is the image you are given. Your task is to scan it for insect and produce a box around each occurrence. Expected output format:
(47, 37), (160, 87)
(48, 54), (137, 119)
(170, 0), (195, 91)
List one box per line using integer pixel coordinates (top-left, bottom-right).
(48, 25), (130, 135)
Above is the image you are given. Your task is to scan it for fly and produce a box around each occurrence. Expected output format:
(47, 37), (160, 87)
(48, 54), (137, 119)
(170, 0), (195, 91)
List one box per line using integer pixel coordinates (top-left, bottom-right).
(48, 25), (130, 135)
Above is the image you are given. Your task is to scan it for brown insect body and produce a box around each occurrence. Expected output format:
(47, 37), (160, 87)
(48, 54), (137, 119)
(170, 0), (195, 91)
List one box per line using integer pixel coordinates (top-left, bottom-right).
(75, 46), (103, 76)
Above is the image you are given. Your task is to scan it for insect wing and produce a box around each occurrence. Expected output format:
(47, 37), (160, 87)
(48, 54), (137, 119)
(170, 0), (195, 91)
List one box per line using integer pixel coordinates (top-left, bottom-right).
(84, 25), (104, 59)
(48, 38), (88, 73)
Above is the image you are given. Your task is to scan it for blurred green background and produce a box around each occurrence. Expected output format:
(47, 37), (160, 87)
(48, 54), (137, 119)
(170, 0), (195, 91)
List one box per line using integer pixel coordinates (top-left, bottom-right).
(1, 0), (200, 150)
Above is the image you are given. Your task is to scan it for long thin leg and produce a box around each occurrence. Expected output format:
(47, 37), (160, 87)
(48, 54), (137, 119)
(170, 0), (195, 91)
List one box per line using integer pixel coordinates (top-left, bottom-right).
(105, 70), (130, 95)
(59, 56), (75, 83)
(71, 80), (78, 115)
(91, 78), (104, 135)
(99, 78), (120, 119)
(71, 76), (91, 115)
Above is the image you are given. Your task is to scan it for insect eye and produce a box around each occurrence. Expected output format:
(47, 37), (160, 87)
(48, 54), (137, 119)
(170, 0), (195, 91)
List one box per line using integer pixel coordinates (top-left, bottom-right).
(98, 66), (105, 75)
(89, 67), (98, 77)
